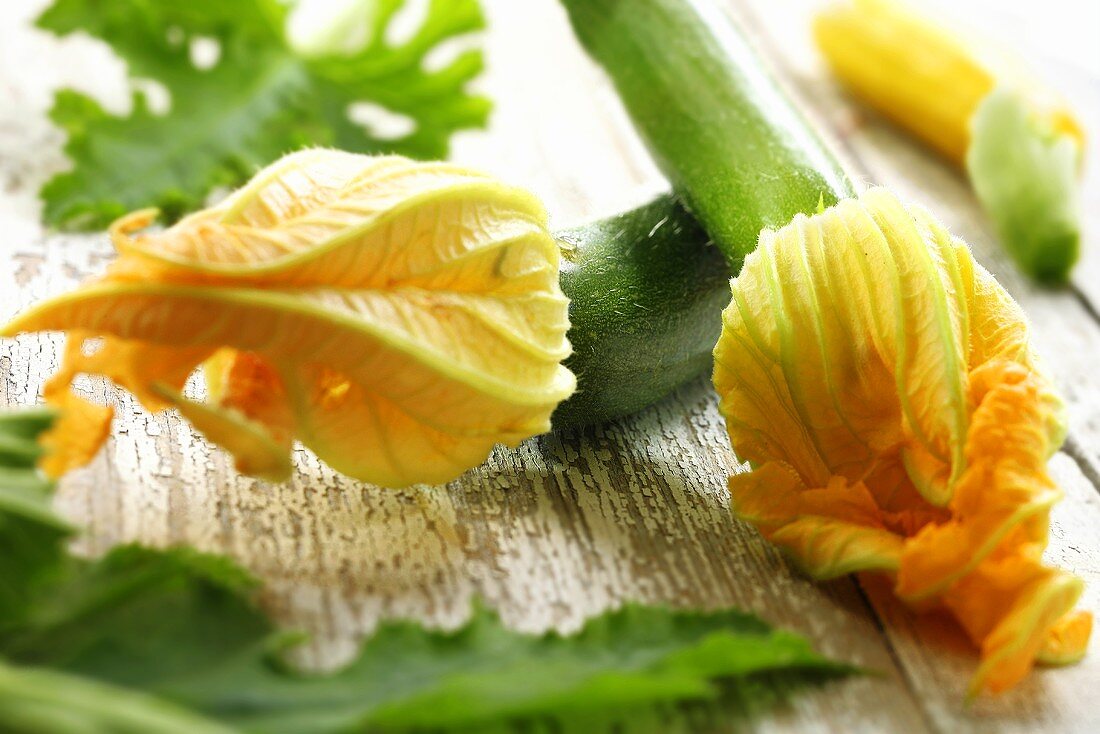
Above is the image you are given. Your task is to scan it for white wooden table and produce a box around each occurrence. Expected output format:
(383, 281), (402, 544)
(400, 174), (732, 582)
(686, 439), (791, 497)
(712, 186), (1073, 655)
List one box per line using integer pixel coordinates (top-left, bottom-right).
(2, 0), (1099, 731)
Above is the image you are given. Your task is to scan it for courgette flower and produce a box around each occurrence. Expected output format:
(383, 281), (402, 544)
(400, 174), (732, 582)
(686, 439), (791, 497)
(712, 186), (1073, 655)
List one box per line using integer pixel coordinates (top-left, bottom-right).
(713, 187), (1090, 694)
(4, 150), (575, 488)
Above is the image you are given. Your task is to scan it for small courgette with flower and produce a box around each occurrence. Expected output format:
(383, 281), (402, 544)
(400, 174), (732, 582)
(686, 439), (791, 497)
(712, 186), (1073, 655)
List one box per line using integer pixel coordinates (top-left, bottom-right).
(559, 0), (1090, 695)
(814, 0), (1086, 283)
(2, 0), (1090, 695)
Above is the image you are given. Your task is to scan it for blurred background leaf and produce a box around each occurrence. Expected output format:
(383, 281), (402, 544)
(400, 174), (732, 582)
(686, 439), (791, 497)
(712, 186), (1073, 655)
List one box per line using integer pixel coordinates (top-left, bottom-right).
(36, 0), (491, 230)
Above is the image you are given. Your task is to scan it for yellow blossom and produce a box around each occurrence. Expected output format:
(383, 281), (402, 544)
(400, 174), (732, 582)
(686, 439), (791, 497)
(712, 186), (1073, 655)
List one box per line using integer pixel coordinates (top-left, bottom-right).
(713, 187), (1089, 694)
(4, 150), (575, 487)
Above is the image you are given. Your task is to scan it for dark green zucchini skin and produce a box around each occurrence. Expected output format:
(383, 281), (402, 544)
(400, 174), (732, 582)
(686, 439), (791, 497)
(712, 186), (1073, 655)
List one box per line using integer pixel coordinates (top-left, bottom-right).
(551, 0), (859, 430)
(552, 195), (729, 430)
(559, 0), (855, 266)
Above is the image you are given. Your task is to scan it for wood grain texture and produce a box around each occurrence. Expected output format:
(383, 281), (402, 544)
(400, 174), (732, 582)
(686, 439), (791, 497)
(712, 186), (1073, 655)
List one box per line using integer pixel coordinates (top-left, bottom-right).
(1, 0), (1098, 731)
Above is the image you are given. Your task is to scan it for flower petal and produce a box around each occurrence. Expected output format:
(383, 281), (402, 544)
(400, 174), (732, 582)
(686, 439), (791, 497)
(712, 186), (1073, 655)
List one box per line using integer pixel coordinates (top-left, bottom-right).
(36, 332), (211, 477)
(159, 351), (295, 482)
(897, 361), (1064, 602)
(6, 151), (574, 487)
(713, 187), (1088, 693)
(731, 463), (904, 578)
(946, 556), (1085, 695)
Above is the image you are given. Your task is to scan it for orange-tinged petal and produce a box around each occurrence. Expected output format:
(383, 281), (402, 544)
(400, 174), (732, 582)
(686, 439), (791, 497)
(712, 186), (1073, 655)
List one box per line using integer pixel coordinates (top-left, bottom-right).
(162, 387), (292, 483)
(4, 151), (574, 487)
(283, 364), (519, 488)
(1038, 610), (1092, 666)
(38, 390), (112, 479)
(946, 557), (1085, 696)
(713, 187), (1088, 694)
(771, 518), (903, 579)
(206, 351), (295, 447)
(897, 361), (1063, 601)
(33, 331), (211, 477)
(731, 464), (903, 578)
(728, 461), (804, 531)
(158, 351), (296, 482)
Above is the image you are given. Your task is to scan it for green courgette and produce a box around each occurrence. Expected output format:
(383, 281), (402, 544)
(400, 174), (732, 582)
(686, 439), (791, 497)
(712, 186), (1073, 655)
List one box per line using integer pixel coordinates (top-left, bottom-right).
(552, 0), (855, 429)
(553, 196), (728, 428)
(560, 0), (855, 266)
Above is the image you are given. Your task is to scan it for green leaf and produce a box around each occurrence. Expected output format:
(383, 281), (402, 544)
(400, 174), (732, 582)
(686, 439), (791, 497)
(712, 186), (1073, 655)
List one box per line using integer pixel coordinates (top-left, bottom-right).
(175, 604), (849, 733)
(2, 553), (851, 733)
(0, 661), (235, 734)
(1, 545), (274, 684)
(966, 87), (1081, 283)
(36, 0), (490, 230)
(0, 408), (55, 470)
(0, 406), (853, 731)
(0, 409), (69, 629)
